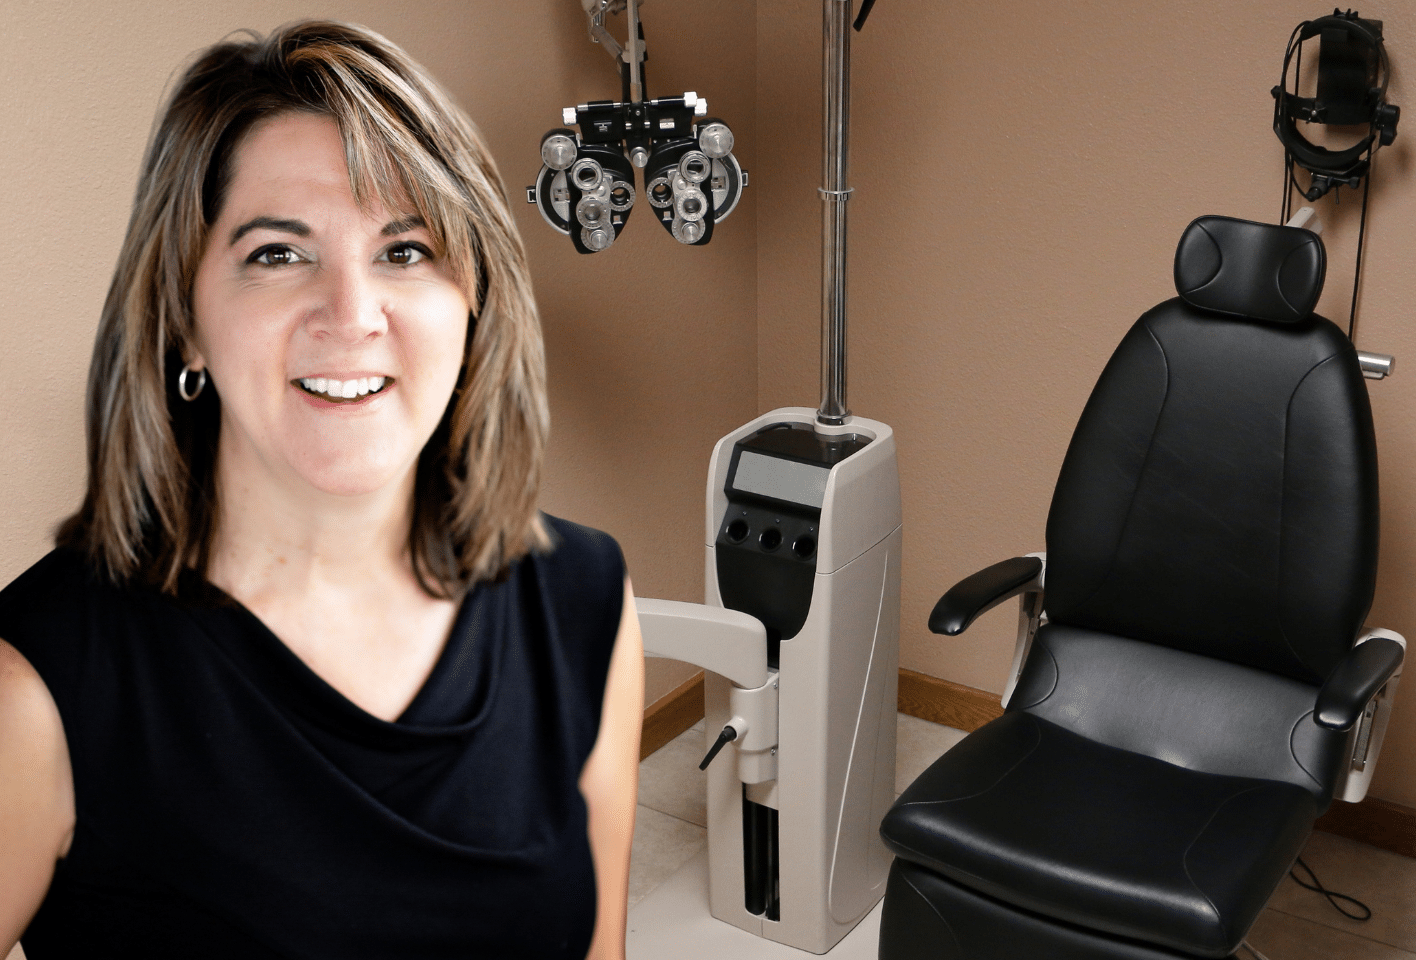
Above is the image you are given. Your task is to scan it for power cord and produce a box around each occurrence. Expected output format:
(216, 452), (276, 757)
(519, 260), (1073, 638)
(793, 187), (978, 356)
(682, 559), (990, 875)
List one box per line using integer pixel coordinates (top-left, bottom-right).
(1289, 856), (1372, 921)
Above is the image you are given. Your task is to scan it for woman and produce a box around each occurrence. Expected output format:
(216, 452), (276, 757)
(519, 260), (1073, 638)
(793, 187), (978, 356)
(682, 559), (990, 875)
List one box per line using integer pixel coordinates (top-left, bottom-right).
(0, 20), (642, 960)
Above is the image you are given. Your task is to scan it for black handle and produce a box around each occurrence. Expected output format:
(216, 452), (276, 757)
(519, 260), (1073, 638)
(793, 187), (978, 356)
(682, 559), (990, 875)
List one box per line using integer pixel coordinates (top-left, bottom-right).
(700, 724), (739, 770)
(853, 0), (878, 31)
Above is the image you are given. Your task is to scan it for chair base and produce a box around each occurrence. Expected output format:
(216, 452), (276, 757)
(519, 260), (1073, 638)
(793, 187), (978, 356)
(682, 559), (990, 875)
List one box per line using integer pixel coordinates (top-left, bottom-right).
(879, 860), (1241, 960)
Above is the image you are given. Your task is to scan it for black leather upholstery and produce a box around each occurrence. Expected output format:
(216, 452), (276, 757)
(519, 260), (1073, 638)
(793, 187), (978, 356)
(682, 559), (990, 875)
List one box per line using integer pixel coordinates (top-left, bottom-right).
(1174, 216), (1325, 323)
(881, 713), (1315, 957)
(879, 217), (1386, 960)
(1044, 300), (1378, 686)
(1008, 624), (1347, 802)
(881, 861), (1245, 960)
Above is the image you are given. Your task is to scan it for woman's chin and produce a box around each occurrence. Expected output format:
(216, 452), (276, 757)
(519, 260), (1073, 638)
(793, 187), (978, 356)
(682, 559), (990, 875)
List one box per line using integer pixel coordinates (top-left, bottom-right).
(290, 454), (413, 500)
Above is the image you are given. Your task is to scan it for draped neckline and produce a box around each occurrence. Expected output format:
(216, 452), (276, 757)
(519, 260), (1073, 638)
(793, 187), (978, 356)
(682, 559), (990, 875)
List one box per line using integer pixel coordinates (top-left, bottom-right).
(172, 567), (502, 737)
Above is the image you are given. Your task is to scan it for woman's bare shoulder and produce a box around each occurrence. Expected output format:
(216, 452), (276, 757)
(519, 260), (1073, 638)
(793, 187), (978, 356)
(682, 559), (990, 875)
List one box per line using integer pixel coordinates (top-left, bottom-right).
(0, 637), (56, 704)
(0, 637), (72, 960)
(0, 635), (74, 850)
(0, 637), (55, 714)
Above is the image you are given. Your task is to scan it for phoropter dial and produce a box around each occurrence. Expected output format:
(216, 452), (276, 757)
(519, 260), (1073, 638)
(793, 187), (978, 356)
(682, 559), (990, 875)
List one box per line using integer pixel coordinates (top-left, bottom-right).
(524, 0), (746, 255)
(529, 133), (638, 254)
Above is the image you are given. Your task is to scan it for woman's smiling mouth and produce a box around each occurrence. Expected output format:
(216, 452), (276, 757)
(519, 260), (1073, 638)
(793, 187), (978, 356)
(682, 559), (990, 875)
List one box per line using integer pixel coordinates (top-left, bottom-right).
(295, 376), (392, 403)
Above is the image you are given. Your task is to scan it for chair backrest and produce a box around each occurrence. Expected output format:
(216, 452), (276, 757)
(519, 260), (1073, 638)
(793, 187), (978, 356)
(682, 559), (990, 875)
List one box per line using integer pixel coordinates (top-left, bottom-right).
(1042, 216), (1379, 687)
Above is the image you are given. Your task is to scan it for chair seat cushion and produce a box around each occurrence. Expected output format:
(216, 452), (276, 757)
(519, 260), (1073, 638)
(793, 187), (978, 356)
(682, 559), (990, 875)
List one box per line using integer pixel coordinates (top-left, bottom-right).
(879, 712), (1316, 958)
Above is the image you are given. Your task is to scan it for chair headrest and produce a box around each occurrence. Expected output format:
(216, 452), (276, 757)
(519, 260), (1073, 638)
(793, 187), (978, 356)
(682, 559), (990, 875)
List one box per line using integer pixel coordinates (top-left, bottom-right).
(1173, 216), (1326, 324)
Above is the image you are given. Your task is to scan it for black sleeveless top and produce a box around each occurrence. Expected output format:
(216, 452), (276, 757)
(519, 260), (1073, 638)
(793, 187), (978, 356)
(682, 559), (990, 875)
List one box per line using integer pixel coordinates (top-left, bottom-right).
(0, 514), (625, 960)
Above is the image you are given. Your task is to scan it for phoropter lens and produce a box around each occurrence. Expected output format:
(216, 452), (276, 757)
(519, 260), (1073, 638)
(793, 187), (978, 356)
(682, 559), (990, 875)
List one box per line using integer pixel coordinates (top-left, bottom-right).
(571, 158), (604, 191)
(679, 151), (710, 184)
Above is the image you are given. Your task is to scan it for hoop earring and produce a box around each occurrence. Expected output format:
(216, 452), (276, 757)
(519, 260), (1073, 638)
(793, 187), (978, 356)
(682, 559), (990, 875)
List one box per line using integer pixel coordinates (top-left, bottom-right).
(178, 364), (207, 402)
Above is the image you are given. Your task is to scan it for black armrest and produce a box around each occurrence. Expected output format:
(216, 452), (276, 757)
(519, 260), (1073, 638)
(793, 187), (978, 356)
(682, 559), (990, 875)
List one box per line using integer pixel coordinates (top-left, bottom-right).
(1314, 636), (1405, 731)
(928, 556), (1044, 636)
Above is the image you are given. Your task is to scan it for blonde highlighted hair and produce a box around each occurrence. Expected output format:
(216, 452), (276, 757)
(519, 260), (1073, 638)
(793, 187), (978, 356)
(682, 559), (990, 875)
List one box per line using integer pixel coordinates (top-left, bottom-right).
(59, 20), (550, 597)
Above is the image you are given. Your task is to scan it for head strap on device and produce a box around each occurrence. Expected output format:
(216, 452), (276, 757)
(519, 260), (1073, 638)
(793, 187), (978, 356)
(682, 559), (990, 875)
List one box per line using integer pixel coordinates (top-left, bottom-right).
(1272, 10), (1399, 202)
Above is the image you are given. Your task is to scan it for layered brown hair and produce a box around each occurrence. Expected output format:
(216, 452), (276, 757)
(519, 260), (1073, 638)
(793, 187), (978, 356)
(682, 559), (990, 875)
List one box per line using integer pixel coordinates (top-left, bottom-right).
(58, 20), (550, 597)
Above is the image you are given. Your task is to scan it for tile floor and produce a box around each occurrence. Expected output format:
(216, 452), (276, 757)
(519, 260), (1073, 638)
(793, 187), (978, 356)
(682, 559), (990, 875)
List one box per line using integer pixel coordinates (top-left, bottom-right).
(629, 713), (1416, 959)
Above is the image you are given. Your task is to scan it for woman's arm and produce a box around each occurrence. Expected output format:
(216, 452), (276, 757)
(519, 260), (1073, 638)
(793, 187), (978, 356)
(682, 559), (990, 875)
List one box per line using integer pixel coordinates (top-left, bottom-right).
(579, 578), (645, 960)
(0, 639), (74, 954)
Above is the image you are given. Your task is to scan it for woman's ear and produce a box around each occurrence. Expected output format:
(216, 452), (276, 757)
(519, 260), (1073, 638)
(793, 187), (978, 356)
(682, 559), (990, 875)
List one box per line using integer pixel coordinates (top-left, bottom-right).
(181, 342), (207, 373)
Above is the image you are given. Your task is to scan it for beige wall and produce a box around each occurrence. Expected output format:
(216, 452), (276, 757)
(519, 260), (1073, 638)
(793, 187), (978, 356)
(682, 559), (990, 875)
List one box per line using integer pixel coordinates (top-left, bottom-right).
(4, 2), (1416, 807)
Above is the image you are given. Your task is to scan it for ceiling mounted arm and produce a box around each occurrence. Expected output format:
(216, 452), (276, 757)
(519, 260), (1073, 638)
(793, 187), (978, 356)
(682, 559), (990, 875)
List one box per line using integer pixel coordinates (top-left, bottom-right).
(584, 0), (625, 60)
(583, 0), (646, 102)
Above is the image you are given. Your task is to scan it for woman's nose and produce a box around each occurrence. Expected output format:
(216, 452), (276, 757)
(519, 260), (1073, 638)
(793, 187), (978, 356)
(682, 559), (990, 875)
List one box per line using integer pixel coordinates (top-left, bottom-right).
(308, 263), (387, 343)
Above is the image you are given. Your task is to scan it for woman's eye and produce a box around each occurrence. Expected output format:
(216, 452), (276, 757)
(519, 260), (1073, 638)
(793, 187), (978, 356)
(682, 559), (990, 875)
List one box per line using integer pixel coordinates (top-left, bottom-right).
(383, 243), (430, 266)
(249, 245), (304, 267)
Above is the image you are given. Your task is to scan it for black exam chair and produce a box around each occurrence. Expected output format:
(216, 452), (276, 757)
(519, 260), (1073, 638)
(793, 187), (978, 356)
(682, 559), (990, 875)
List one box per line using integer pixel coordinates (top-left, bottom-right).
(878, 216), (1406, 960)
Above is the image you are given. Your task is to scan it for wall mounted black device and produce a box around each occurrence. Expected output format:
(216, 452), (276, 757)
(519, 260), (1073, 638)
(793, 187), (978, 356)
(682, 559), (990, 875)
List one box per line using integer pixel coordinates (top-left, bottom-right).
(1273, 9), (1400, 340)
(1272, 10), (1399, 204)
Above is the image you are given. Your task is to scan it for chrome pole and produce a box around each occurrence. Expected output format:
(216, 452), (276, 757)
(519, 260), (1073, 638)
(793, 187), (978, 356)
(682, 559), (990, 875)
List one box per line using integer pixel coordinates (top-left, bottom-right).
(626, 0), (644, 104)
(818, 0), (852, 425)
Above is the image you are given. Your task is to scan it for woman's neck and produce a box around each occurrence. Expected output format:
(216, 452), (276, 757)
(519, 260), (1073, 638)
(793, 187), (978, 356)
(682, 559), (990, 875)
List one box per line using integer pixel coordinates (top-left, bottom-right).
(204, 433), (419, 606)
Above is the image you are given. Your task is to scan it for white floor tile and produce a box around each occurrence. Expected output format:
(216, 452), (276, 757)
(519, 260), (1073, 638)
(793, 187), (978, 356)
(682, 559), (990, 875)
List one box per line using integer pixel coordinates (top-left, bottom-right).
(637, 724), (709, 827)
(628, 804), (706, 910)
(895, 712), (967, 794)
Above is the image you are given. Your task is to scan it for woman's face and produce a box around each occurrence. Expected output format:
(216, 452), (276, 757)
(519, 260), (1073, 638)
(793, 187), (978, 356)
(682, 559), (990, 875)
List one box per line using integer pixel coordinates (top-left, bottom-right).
(191, 112), (469, 501)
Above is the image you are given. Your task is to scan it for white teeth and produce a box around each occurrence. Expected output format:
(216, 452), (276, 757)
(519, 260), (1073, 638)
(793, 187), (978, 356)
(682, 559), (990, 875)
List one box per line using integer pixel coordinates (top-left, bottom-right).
(298, 376), (389, 399)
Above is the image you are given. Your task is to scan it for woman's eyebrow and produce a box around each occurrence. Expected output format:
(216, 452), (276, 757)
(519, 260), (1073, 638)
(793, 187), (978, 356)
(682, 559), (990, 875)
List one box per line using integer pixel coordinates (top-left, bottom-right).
(382, 215), (426, 237)
(229, 216), (310, 245)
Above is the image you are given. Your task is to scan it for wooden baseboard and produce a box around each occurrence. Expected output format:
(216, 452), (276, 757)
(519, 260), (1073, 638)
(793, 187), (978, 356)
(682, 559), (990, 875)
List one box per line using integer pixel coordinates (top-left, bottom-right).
(897, 667), (1004, 732)
(640, 670), (704, 760)
(1314, 795), (1416, 858)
